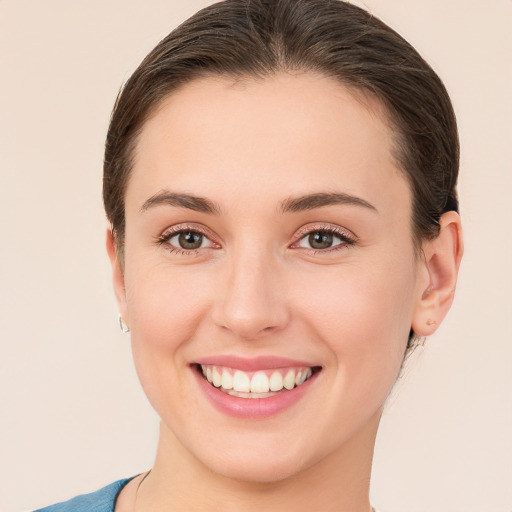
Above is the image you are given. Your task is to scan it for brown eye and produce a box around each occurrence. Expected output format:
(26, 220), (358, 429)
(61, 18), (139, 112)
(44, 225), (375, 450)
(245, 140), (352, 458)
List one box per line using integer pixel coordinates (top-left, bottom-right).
(308, 231), (334, 249)
(177, 231), (204, 249)
(163, 230), (210, 251)
(160, 225), (220, 254)
(296, 228), (353, 252)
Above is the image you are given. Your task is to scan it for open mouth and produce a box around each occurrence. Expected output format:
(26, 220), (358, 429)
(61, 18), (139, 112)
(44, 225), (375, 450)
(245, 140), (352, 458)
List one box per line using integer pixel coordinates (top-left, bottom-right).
(195, 364), (321, 399)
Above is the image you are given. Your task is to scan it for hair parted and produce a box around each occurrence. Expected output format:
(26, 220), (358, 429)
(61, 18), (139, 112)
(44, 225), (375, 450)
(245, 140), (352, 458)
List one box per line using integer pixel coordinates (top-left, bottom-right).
(103, 0), (459, 252)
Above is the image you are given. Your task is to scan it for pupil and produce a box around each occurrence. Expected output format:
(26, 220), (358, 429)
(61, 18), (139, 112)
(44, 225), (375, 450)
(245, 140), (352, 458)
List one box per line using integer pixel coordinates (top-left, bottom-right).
(178, 231), (202, 249)
(309, 231), (333, 249)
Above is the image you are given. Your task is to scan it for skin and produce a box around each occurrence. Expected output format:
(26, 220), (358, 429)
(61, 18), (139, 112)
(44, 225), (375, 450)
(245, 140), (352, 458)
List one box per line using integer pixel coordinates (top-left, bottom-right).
(109, 72), (463, 512)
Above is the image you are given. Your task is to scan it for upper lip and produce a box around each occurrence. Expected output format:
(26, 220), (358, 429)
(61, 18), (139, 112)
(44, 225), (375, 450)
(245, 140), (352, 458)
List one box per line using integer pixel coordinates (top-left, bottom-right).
(194, 355), (319, 372)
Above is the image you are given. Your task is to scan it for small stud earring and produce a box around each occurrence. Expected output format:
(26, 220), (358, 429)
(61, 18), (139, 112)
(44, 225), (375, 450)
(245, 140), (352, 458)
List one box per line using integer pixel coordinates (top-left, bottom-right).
(426, 318), (437, 326)
(118, 314), (130, 333)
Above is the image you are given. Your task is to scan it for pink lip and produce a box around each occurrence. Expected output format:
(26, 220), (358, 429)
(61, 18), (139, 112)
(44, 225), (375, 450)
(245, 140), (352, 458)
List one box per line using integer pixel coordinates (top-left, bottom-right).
(192, 365), (320, 419)
(194, 355), (317, 371)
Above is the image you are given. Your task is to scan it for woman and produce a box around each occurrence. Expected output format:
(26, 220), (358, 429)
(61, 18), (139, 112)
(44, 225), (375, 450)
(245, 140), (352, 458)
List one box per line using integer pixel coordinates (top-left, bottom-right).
(35, 0), (463, 510)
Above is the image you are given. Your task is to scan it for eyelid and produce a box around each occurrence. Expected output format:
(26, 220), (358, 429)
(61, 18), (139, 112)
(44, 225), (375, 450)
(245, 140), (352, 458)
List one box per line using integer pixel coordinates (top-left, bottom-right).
(293, 223), (357, 241)
(290, 223), (357, 251)
(156, 223), (221, 251)
(159, 222), (217, 239)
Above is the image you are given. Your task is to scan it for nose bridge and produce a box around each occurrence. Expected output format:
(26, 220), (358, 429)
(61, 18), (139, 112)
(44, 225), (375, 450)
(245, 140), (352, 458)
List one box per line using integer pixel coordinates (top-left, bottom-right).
(213, 238), (289, 339)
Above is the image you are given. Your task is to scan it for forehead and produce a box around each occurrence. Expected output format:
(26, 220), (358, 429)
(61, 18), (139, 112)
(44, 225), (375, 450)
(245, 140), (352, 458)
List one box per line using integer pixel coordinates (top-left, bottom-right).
(128, 72), (410, 217)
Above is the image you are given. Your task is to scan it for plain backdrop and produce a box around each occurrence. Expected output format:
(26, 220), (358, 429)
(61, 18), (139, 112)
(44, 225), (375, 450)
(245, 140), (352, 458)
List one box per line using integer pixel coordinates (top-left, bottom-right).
(0, 1), (511, 511)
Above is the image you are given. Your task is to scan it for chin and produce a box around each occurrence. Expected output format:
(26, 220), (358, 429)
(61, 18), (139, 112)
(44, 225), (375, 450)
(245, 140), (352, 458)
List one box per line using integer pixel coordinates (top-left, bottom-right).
(182, 426), (327, 485)
(203, 451), (310, 484)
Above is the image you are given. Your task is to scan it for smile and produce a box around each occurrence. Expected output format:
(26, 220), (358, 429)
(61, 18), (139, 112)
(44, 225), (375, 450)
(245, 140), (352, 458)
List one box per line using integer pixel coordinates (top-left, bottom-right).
(192, 356), (322, 418)
(200, 364), (315, 398)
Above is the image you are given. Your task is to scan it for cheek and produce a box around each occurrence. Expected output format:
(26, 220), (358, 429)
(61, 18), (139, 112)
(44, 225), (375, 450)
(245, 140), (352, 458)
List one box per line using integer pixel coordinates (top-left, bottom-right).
(126, 261), (211, 346)
(122, 260), (215, 411)
(297, 258), (417, 385)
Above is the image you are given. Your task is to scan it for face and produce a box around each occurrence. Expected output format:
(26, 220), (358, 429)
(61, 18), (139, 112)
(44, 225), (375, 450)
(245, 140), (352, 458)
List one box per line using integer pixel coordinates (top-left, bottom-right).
(115, 72), (427, 482)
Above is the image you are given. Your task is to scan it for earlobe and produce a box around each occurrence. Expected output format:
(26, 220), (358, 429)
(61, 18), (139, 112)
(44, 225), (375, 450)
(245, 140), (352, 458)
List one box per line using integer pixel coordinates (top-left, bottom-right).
(412, 211), (463, 337)
(106, 228), (129, 324)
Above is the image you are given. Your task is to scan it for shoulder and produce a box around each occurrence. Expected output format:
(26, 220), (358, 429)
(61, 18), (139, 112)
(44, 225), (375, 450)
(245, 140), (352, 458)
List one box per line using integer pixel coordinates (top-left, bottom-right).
(32, 477), (134, 512)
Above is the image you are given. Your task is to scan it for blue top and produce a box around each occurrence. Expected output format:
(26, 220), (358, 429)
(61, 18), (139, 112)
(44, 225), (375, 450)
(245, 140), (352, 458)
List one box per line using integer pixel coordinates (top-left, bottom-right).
(33, 478), (133, 512)
(32, 477), (382, 511)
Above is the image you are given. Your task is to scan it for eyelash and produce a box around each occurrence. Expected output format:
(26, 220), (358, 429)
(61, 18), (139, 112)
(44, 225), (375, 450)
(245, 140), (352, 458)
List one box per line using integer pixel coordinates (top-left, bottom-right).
(156, 224), (219, 256)
(156, 223), (357, 255)
(291, 224), (357, 254)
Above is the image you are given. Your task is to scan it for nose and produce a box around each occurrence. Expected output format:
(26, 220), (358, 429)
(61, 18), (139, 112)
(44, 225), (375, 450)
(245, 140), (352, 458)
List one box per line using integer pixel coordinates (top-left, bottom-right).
(211, 246), (291, 340)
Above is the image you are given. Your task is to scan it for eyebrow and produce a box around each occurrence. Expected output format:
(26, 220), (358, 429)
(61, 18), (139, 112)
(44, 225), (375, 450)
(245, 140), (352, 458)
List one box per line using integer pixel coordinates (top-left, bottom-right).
(280, 192), (378, 214)
(140, 190), (221, 215)
(140, 190), (377, 216)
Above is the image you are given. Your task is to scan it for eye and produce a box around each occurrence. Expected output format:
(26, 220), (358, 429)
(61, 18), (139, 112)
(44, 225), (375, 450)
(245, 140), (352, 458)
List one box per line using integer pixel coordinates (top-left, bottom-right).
(168, 230), (208, 250)
(157, 226), (218, 253)
(294, 226), (356, 252)
(300, 231), (339, 250)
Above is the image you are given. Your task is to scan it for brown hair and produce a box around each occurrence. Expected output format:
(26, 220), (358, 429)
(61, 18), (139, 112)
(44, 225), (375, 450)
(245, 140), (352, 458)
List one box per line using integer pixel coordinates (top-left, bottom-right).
(104, 0), (459, 253)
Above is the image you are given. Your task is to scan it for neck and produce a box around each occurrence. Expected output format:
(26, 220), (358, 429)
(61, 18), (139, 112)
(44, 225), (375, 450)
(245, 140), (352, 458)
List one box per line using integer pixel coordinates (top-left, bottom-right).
(136, 413), (380, 512)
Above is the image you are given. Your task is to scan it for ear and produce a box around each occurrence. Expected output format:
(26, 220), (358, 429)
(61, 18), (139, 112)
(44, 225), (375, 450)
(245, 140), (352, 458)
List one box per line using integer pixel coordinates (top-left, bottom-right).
(412, 211), (464, 336)
(106, 228), (129, 326)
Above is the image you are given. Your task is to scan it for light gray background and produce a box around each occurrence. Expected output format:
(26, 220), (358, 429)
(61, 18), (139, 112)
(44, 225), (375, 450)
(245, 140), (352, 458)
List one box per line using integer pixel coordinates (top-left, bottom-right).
(0, 1), (511, 511)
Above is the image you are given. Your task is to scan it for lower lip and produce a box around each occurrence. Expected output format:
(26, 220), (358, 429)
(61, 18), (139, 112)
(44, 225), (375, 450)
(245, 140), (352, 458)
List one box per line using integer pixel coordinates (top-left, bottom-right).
(192, 367), (319, 419)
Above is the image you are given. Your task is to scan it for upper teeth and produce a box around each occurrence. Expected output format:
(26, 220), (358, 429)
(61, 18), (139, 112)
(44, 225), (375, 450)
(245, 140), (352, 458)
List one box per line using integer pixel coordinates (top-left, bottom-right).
(200, 365), (313, 394)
